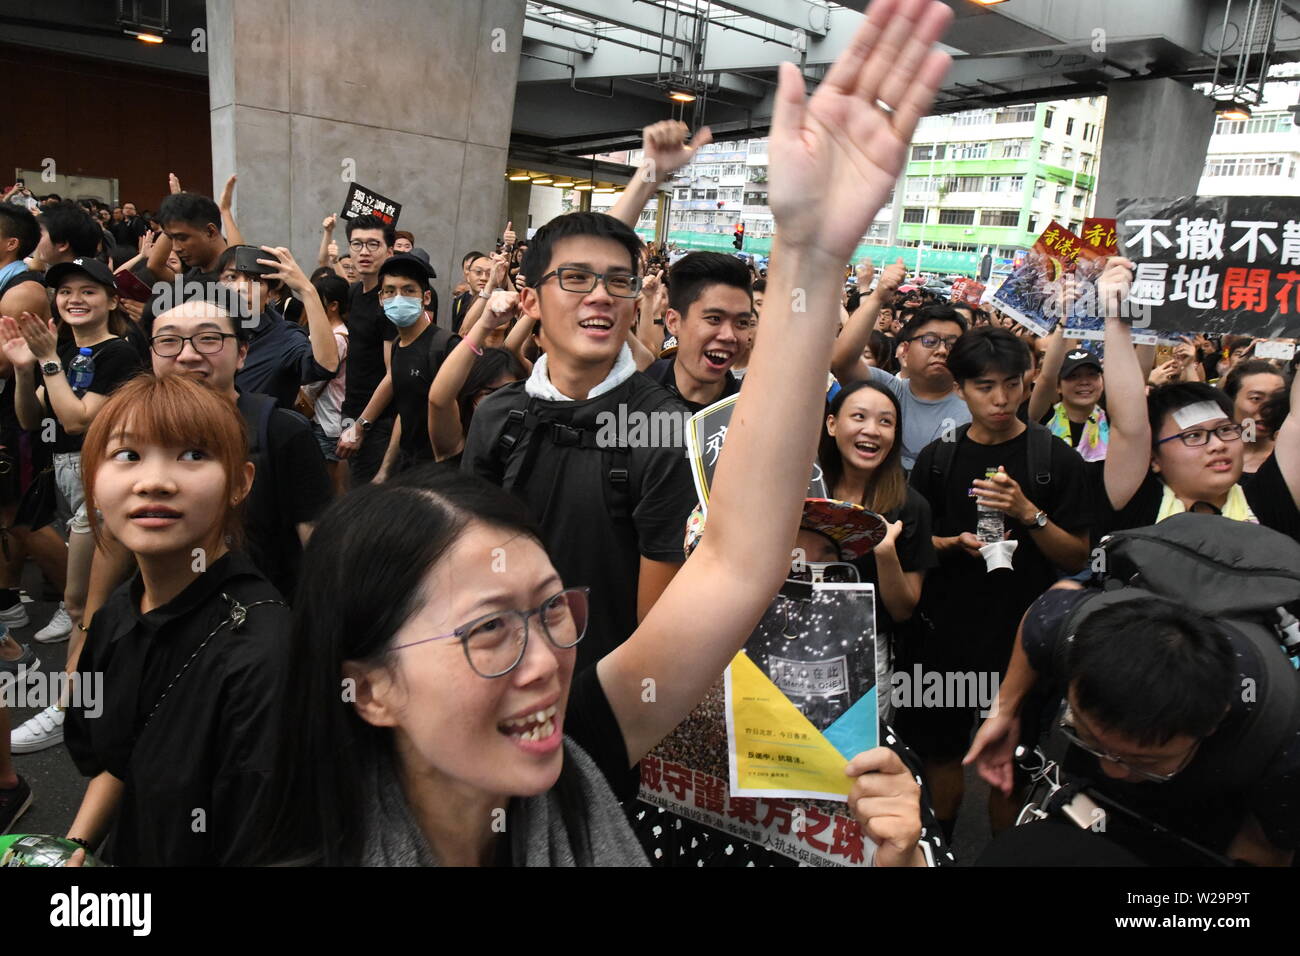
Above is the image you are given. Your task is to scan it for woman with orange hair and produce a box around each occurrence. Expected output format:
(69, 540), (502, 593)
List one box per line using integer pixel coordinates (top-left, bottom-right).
(61, 374), (291, 866)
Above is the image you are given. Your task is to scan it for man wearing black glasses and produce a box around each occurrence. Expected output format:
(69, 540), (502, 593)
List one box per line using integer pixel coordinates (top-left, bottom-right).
(968, 583), (1300, 865)
(336, 215), (396, 485)
(461, 211), (696, 671)
(835, 302), (972, 472)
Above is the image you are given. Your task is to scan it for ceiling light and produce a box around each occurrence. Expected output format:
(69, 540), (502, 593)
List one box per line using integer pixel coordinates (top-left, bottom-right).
(573, 183), (594, 191)
(668, 90), (696, 103)
(124, 29), (165, 43)
(1215, 101), (1252, 120)
(531, 177), (554, 184)
(553, 180), (575, 188)
(507, 173), (531, 181)
(593, 187), (616, 193)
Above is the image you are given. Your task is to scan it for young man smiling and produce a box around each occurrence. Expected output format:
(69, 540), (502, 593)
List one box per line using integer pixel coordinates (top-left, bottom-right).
(461, 212), (696, 672)
(645, 252), (753, 412)
(906, 326), (1091, 842)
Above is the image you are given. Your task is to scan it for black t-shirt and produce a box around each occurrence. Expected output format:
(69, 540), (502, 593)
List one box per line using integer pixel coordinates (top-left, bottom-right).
(1038, 408), (1084, 448)
(44, 337), (144, 453)
(564, 664), (634, 800)
(342, 283), (398, 421)
(389, 322), (460, 462)
(236, 392), (333, 599)
(645, 357), (741, 415)
(850, 486), (937, 639)
(910, 426), (1091, 671)
(461, 374), (697, 672)
(1091, 458), (1300, 543)
(452, 291), (477, 334)
(64, 551), (291, 866)
(1021, 587), (1300, 855)
(0, 270), (45, 435)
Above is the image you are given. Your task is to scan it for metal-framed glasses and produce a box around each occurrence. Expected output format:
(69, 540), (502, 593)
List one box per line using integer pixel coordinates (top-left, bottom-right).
(538, 267), (642, 298)
(1058, 705), (1199, 783)
(150, 332), (238, 357)
(391, 587), (590, 678)
(907, 333), (960, 351)
(1156, 422), (1243, 447)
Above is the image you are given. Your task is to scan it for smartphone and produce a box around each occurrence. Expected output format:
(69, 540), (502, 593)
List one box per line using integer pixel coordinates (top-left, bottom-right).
(232, 245), (276, 276)
(114, 268), (154, 302)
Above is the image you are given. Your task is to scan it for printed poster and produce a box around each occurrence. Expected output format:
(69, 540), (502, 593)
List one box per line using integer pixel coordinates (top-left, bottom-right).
(340, 182), (402, 228)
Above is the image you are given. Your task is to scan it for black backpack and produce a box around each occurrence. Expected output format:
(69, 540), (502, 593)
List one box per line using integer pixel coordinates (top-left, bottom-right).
(1059, 513), (1300, 789)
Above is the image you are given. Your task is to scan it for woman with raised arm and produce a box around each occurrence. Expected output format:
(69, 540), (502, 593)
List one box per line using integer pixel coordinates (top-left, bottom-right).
(256, 0), (955, 867)
(1097, 257), (1300, 541)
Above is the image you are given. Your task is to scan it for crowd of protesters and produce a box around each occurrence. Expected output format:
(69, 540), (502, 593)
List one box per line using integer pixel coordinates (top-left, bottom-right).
(0, 0), (1297, 868)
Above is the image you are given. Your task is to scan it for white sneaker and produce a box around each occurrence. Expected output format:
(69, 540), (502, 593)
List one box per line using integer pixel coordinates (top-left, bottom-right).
(11, 705), (65, 754)
(0, 600), (29, 629)
(34, 604), (72, 644)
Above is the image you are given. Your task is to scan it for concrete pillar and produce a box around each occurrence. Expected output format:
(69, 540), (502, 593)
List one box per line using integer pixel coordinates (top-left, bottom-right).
(1094, 78), (1215, 217)
(206, 0), (525, 313)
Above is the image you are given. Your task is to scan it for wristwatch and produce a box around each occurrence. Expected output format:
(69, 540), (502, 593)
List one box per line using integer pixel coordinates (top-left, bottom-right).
(1023, 509), (1048, 529)
(478, 289), (492, 299)
(40, 360), (62, 376)
(355, 417), (372, 433)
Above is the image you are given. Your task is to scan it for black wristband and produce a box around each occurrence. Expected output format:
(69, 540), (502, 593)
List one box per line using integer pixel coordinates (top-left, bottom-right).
(67, 837), (91, 849)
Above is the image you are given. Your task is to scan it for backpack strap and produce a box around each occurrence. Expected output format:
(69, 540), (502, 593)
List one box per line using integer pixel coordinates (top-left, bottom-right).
(1025, 420), (1054, 494)
(924, 422), (970, 524)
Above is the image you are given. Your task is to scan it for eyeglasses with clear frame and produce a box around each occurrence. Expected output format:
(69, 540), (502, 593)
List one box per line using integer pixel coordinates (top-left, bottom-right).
(1156, 422), (1243, 448)
(537, 267), (642, 299)
(150, 332), (238, 357)
(1058, 704), (1200, 783)
(390, 587), (590, 678)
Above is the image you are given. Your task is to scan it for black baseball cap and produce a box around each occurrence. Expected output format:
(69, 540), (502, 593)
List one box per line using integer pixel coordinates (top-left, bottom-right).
(378, 252), (436, 289)
(45, 256), (116, 291)
(408, 247), (438, 279)
(1059, 348), (1102, 380)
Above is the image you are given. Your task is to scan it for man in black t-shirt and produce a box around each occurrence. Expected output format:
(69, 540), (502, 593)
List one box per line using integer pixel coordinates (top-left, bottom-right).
(462, 212), (696, 671)
(644, 252), (751, 413)
(335, 215), (396, 486)
(150, 300), (332, 598)
(907, 326), (1090, 841)
(109, 202), (149, 250)
(968, 585), (1300, 865)
(139, 192), (230, 336)
(373, 254), (459, 475)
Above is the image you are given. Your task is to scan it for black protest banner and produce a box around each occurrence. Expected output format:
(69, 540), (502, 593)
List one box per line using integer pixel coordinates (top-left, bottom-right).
(340, 183), (402, 228)
(1117, 196), (1300, 338)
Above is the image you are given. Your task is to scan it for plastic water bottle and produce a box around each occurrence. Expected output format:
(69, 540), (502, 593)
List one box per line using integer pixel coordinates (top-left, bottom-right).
(68, 348), (94, 391)
(975, 467), (1004, 544)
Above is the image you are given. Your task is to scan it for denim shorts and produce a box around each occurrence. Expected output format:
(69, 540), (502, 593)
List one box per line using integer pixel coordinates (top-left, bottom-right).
(52, 451), (90, 535)
(311, 421), (341, 463)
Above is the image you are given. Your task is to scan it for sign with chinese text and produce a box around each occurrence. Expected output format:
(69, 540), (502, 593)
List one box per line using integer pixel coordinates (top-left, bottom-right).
(991, 221), (1080, 336)
(1117, 196), (1300, 338)
(340, 182), (402, 228)
(1082, 217), (1118, 256)
(949, 277), (986, 308)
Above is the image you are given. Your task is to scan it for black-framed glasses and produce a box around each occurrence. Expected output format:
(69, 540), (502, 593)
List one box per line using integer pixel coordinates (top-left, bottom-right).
(391, 587), (590, 678)
(348, 239), (385, 252)
(538, 267), (642, 298)
(150, 332), (238, 357)
(907, 333), (960, 351)
(787, 562), (859, 585)
(1059, 704), (1199, 783)
(1156, 422), (1243, 447)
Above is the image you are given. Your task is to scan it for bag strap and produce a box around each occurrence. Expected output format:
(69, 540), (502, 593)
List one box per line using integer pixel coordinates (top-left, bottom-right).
(924, 422), (970, 523)
(1025, 420), (1053, 492)
(142, 593), (286, 729)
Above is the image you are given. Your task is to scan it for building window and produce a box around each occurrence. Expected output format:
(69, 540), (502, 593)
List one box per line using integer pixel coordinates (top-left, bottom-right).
(948, 175), (983, 191)
(902, 207), (927, 224)
(1055, 186), (1067, 203)
(937, 208), (976, 225)
(1061, 147), (1074, 165)
(911, 144), (948, 161)
(1044, 108), (1055, 128)
(951, 142), (989, 160)
(980, 210), (1020, 227)
(675, 189), (690, 200)
(1039, 141), (1051, 160)
(1065, 117), (1075, 136)
(1009, 175), (1024, 192)
(1033, 179), (1046, 198)
(997, 139), (1028, 159)
(996, 105), (1036, 124)
(1072, 192), (1085, 207)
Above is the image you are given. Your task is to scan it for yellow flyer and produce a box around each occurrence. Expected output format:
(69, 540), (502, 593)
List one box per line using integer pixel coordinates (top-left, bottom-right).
(724, 582), (878, 802)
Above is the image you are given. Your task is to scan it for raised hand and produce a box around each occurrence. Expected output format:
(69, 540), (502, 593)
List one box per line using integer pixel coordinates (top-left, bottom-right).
(16, 311), (59, 363)
(489, 253), (509, 290)
(219, 174), (238, 211)
(0, 315), (37, 369)
(768, 0), (952, 262)
(642, 120), (714, 184)
(168, 172), (182, 195)
(323, 214), (337, 232)
(257, 245), (310, 294)
(485, 290), (520, 327)
(877, 257), (908, 296)
(1097, 255), (1135, 319)
(502, 220), (516, 252)
(856, 258), (875, 289)
(844, 747), (924, 867)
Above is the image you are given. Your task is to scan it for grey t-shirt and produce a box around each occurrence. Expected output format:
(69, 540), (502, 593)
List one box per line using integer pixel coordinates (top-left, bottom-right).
(867, 366), (971, 472)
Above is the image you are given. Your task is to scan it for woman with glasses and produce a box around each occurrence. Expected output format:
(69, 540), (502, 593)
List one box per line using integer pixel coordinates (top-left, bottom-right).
(62, 374), (289, 865)
(1097, 257), (1300, 539)
(255, 0), (955, 867)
